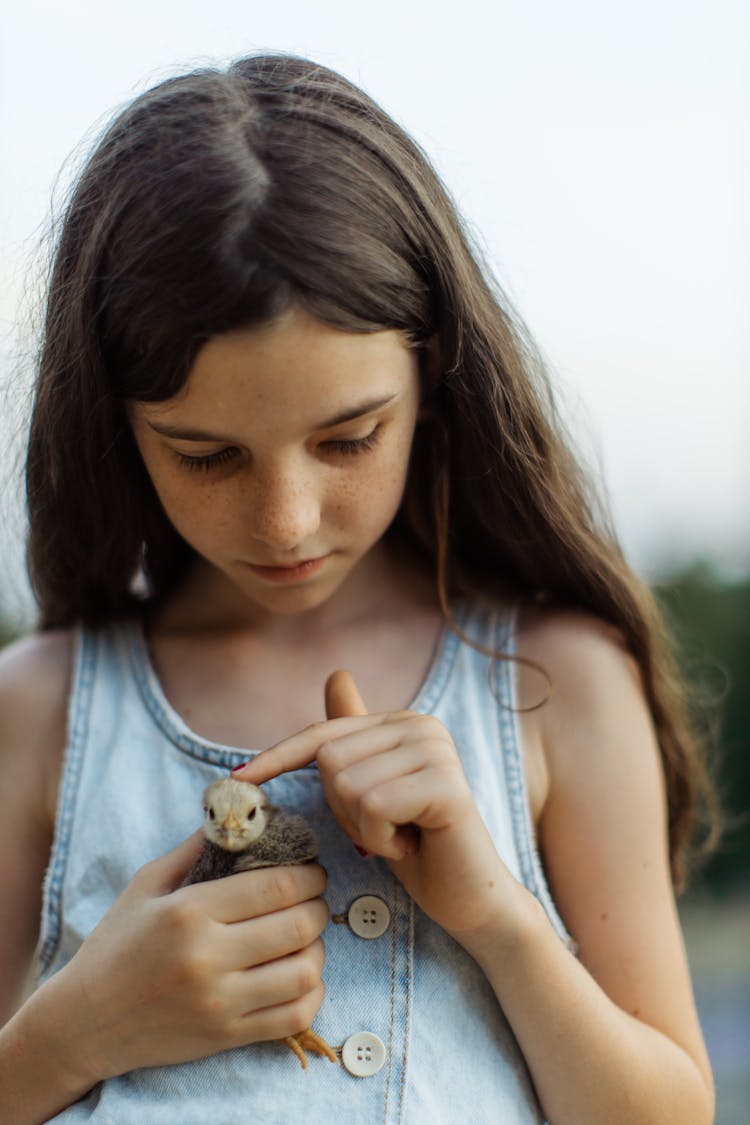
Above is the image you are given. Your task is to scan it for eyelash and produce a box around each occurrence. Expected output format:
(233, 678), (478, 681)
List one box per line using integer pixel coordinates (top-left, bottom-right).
(176, 448), (239, 473)
(174, 428), (382, 472)
(326, 429), (381, 456)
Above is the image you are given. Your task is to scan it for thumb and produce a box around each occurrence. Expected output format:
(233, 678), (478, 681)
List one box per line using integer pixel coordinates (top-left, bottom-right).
(325, 669), (368, 720)
(134, 829), (205, 895)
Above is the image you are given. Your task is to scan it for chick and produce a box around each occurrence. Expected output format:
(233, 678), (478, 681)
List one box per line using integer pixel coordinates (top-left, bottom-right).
(181, 778), (337, 1070)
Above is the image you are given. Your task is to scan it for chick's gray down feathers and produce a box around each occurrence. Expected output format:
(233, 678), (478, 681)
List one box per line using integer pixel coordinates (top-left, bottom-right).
(181, 806), (318, 885)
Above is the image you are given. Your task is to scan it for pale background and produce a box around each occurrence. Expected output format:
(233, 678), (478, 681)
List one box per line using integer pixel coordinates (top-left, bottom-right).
(1, 0), (748, 626)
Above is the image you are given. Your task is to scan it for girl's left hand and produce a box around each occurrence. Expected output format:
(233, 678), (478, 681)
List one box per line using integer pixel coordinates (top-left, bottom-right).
(233, 671), (527, 943)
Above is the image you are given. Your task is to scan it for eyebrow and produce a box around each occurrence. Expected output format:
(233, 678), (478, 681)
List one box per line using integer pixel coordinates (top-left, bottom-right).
(145, 393), (400, 443)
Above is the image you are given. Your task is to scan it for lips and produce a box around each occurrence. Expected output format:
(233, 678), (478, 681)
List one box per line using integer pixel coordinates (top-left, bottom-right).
(245, 555), (330, 584)
(253, 557), (321, 569)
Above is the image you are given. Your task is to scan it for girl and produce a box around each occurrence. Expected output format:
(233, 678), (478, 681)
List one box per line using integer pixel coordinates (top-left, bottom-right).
(0, 53), (715, 1123)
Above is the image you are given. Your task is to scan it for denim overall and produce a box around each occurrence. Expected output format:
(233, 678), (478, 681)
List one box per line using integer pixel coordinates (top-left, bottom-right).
(35, 600), (573, 1123)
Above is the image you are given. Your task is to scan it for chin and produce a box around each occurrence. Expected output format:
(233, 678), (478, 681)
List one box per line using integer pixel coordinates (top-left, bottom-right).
(241, 570), (351, 615)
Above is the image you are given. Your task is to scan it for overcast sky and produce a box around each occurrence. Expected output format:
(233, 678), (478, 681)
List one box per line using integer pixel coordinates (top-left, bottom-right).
(1, 0), (748, 622)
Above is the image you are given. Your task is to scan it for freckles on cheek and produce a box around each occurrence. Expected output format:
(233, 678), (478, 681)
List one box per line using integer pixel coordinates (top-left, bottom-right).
(332, 463), (406, 525)
(158, 482), (231, 538)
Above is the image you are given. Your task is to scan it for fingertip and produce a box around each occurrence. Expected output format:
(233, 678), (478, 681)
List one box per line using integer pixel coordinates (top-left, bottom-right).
(324, 668), (368, 719)
(230, 757), (267, 784)
(231, 759), (265, 782)
(315, 863), (329, 889)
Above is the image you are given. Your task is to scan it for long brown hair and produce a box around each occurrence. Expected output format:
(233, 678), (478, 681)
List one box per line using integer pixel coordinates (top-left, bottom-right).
(26, 53), (716, 887)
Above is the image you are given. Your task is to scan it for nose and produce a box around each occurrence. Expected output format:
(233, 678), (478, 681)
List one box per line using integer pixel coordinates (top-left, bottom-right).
(249, 467), (321, 552)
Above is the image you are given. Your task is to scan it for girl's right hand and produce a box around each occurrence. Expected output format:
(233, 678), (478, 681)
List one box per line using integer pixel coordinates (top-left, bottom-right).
(46, 832), (329, 1087)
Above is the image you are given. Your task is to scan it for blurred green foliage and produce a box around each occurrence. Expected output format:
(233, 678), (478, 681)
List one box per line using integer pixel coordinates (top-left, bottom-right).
(655, 562), (750, 895)
(0, 620), (20, 649)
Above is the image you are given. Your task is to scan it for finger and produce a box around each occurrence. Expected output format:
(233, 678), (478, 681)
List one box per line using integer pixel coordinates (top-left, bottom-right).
(228, 983), (327, 1048)
(360, 800), (421, 860)
(227, 939), (326, 1012)
(321, 742), (429, 844)
(325, 669), (368, 719)
(330, 743), (429, 806)
(134, 830), (206, 895)
(236, 713), (393, 785)
(181, 863), (327, 924)
(364, 771), (453, 831)
(317, 721), (424, 777)
(224, 898), (330, 968)
(357, 772), (451, 855)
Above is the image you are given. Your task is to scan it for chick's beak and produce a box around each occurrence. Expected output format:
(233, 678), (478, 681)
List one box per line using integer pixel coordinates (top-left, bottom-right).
(221, 813), (240, 833)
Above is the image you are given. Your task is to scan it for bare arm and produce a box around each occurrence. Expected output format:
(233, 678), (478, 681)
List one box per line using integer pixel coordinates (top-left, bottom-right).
(237, 628), (714, 1125)
(461, 612), (714, 1124)
(0, 632), (85, 1121)
(0, 632), (70, 1026)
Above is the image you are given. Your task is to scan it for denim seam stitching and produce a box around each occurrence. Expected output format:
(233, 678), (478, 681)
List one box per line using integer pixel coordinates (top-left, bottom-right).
(409, 603), (465, 716)
(497, 608), (576, 951)
(36, 627), (95, 975)
(396, 894), (413, 1124)
(126, 623), (257, 768)
(127, 609), (464, 767)
(382, 877), (399, 1122)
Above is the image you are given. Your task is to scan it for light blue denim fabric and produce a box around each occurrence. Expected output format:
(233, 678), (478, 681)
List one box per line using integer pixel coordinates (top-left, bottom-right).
(35, 600), (573, 1123)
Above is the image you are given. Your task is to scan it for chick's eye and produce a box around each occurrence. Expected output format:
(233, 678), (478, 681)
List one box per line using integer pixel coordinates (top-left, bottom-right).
(247, 808), (257, 821)
(207, 808), (215, 820)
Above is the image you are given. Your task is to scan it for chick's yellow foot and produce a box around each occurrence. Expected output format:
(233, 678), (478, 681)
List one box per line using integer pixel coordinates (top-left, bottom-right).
(284, 1028), (338, 1069)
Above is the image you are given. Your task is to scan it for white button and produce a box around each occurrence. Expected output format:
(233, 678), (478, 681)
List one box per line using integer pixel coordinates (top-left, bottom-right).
(341, 1031), (386, 1077)
(348, 895), (390, 939)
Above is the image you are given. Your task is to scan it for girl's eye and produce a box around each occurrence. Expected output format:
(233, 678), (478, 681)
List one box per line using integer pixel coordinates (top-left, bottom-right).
(174, 426), (381, 472)
(323, 428), (381, 456)
(176, 447), (239, 472)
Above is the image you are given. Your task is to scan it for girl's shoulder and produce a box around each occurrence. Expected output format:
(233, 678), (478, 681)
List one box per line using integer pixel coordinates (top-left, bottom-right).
(514, 603), (674, 945)
(515, 604), (647, 747)
(0, 629), (74, 831)
(513, 605), (654, 820)
(515, 604), (638, 702)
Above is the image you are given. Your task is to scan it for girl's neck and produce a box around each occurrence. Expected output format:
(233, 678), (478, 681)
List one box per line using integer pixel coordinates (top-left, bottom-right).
(140, 539), (446, 750)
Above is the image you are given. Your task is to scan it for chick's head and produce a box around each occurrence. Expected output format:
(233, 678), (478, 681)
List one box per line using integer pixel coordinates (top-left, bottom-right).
(202, 778), (269, 851)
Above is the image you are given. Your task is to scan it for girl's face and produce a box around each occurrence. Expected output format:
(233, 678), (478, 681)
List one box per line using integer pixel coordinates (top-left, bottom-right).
(128, 306), (422, 620)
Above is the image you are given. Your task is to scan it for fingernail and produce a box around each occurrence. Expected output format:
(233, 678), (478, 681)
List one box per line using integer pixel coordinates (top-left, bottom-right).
(231, 762), (250, 774)
(354, 844), (371, 858)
